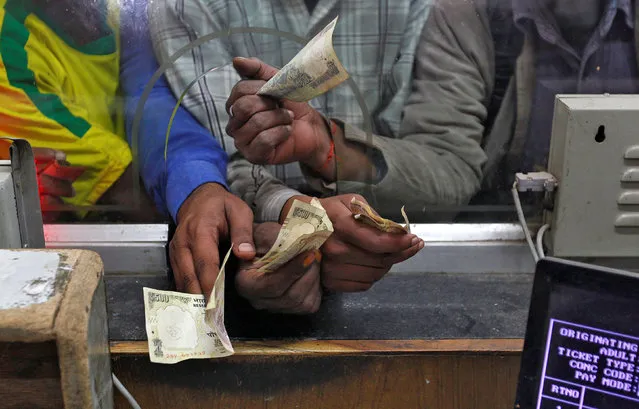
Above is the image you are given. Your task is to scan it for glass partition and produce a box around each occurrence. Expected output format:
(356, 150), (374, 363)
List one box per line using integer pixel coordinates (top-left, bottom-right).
(1, 0), (635, 226)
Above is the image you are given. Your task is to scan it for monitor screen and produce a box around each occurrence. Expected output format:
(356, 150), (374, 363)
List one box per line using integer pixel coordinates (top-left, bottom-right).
(515, 258), (639, 409)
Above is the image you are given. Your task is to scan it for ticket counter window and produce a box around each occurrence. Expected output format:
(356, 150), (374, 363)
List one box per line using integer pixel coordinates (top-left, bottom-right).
(2, 1), (639, 409)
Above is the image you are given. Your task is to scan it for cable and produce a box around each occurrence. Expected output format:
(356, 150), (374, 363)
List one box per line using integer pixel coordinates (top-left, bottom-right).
(112, 373), (142, 409)
(512, 182), (540, 263)
(536, 224), (550, 260)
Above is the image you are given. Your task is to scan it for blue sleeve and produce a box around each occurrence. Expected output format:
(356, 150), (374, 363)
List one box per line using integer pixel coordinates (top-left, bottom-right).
(119, 0), (229, 221)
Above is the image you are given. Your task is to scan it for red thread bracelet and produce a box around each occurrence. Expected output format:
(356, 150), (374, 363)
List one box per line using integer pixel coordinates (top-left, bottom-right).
(319, 120), (337, 171)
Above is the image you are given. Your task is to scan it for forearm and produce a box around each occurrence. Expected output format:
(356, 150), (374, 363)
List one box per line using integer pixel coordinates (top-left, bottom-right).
(120, 0), (228, 220)
(306, 119), (376, 183)
(303, 1), (493, 210)
(227, 152), (301, 223)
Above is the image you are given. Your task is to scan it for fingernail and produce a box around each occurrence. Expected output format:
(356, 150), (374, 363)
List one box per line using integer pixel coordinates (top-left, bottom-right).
(287, 110), (295, 120)
(419, 241), (425, 249)
(411, 236), (420, 246)
(238, 243), (254, 253)
(303, 252), (315, 268)
(236, 56), (248, 61)
(54, 151), (66, 161)
(229, 105), (234, 117)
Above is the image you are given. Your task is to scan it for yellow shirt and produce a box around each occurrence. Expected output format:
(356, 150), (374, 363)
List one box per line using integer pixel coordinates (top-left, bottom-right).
(0, 0), (131, 207)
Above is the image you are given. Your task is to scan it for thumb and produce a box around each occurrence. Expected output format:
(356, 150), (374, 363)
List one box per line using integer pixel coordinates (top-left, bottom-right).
(227, 199), (256, 261)
(233, 57), (279, 81)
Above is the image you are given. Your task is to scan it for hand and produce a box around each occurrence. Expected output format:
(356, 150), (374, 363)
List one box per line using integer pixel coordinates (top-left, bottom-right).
(235, 222), (322, 314)
(282, 194), (423, 292)
(33, 148), (84, 222)
(225, 57), (332, 170)
(170, 183), (256, 299)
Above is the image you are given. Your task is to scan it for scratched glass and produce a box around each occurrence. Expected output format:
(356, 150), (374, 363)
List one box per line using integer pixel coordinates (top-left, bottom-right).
(1, 0), (636, 226)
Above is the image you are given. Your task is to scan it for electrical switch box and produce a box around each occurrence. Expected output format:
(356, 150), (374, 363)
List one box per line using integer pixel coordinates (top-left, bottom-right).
(546, 95), (639, 258)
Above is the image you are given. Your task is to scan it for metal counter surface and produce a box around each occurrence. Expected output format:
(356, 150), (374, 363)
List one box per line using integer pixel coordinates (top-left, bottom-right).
(106, 271), (532, 341)
(40, 223), (535, 341)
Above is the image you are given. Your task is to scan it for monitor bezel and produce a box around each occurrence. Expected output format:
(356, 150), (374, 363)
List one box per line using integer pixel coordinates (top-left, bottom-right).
(513, 257), (639, 409)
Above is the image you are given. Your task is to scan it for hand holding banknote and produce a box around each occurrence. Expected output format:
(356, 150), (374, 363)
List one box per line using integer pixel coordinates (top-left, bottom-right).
(281, 194), (424, 293)
(170, 183), (256, 298)
(226, 16), (382, 184)
(235, 222), (323, 314)
(225, 56), (333, 169)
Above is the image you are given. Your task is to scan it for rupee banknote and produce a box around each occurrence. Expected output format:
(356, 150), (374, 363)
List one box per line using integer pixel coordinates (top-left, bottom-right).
(257, 198), (333, 273)
(143, 247), (234, 364)
(258, 16), (349, 102)
(350, 197), (411, 234)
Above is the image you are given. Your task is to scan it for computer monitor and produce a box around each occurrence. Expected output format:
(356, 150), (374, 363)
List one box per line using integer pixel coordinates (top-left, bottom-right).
(514, 258), (639, 409)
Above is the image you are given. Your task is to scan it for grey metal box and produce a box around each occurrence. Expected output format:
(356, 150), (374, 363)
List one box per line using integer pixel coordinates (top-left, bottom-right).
(0, 163), (20, 248)
(546, 95), (639, 258)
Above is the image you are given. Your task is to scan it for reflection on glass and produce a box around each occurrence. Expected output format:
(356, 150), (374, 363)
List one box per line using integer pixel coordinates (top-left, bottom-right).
(1, 0), (637, 225)
(0, 0), (161, 222)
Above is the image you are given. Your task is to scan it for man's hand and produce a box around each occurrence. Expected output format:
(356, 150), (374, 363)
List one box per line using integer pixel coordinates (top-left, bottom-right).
(33, 148), (84, 222)
(170, 183), (256, 299)
(235, 222), (322, 314)
(225, 57), (333, 171)
(282, 194), (424, 292)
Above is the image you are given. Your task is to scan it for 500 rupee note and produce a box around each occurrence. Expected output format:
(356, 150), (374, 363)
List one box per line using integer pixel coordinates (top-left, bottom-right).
(257, 199), (333, 273)
(143, 247), (234, 364)
(258, 16), (349, 102)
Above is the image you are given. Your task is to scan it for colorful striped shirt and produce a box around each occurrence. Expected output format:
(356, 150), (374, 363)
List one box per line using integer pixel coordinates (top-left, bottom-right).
(0, 0), (131, 207)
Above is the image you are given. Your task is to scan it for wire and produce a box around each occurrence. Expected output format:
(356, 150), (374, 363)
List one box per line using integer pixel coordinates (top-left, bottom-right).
(112, 373), (142, 409)
(512, 182), (540, 263)
(536, 224), (550, 260)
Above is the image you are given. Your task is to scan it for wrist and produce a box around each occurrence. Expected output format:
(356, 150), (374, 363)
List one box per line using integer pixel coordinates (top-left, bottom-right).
(304, 114), (334, 169)
(304, 116), (338, 181)
(177, 182), (227, 223)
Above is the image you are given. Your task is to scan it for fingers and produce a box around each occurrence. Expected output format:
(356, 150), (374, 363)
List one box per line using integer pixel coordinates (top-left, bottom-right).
(225, 196), (256, 261)
(251, 262), (322, 314)
(321, 195), (421, 255)
(226, 80), (275, 117)
(318, 209), (424, 293)
(232, 57), (279, 81)
(227, 93), (277, 124)
(322, 262), (389, 285)
(230, 108), (294, 147)
(382, 240), (424, 265)
(338, 218), (419, 254)
(36, 161), (52, 174)
(324, 238), (423, 267)
(169, 235), (202, 295)
(236, 250), (322, 314)
(320, 241), (423, 292)
(190, 231), (221, 300)
(38, 174), (75, 197)
(236, 251), (310, 299)
(321, 236), (391, 268)
(41, 162), (85, 182)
